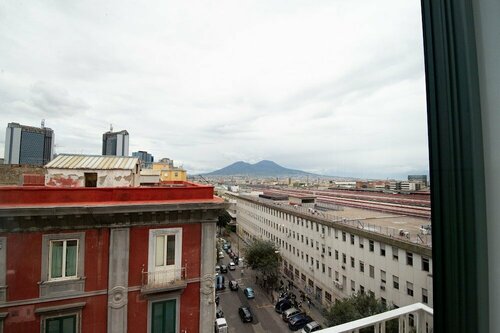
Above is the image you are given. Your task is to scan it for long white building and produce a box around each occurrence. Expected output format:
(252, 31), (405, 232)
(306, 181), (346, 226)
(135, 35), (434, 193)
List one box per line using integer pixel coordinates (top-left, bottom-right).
(226, 192), (433, 312)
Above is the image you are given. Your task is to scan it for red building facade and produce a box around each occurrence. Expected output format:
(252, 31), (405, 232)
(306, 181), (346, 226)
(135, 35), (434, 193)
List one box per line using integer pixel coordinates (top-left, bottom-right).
(0, 184), (225, 333)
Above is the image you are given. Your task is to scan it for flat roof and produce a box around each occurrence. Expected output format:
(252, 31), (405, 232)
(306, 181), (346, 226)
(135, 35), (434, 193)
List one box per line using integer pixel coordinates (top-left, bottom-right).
(0, 182), (219, 208)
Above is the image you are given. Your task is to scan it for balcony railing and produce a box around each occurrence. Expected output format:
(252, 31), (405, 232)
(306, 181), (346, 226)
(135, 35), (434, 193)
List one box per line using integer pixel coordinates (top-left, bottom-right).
(141, 267), (187, 294)
(318, 302), (433, 333)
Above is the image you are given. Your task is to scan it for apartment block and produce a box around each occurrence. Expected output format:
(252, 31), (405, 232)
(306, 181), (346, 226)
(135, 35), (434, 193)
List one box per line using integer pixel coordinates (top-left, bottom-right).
(0, 183), (226, 333)
(229, 193), (433, 312)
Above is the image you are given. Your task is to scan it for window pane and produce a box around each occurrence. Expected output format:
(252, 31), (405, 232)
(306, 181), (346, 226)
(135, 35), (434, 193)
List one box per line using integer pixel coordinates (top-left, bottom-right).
(152, 302), (164, 333)
(65, 240), (78, 277)
(166, 235), (175, 266)
(164, 299), (176, 333)
(62, 316), (76, 333)
(155, 235), (164, 267)
(50, 241), (63, 279)
(46, 319), (60, 333)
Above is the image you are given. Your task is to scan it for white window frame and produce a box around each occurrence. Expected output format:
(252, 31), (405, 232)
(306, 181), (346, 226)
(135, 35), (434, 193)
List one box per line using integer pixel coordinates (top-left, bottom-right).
(148, 228), (182, 272)
(49, 239), (79, 281)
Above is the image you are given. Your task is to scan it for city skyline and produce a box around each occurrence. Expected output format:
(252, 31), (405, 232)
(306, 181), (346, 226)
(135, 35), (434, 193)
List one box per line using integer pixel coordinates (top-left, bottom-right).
(0, 0), (428, 179)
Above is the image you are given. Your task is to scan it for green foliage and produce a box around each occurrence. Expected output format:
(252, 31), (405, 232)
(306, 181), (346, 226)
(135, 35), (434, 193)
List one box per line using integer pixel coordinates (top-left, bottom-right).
(243, 238), (282, 281)
(324, 292), (398, 333)
(217, 210), (232, 229)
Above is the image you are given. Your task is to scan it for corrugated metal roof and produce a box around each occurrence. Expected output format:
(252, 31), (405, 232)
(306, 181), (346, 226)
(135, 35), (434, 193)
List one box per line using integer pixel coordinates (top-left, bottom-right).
(45, 154), (139, 170)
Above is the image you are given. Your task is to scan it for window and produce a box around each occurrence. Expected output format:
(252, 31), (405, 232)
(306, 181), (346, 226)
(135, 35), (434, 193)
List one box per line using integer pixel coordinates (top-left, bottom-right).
(359, 237), (364, 248)
(407, 282), (414, 297)
(359, 261), (364, 273)
(149, 228), (182, 272)
(406, 252), (413, 266)
(369, 265), (374, 278)
(334, 229), (338, 239)
(360, 285), (365, 294)
(316, 260), (319, 269)
(392, 246), (399, 261)
(151, 299), (177, 333)
(84, 172), (97, 187)
(342, 253), (346, 264)
(351, 280), (356, 292)
(380, 244), (386, 256)
(41, 232), (85, 297)
(328, 267), (332, 278)
(316, 241), (319, 250)
(393, 275), (399, 289)
(350, 256), (355, 268)
(422, 288), (428, 304)
(45, 315), (77, 333)
(328, 246), (332, 256)
(322, 263), (325, 273)
(325, 291), (332, 302)
(381, 270), (386, 284)
(422, 256), (430, 272)
(335, 271), (339, 280)
(342, 232), (346, 241)
(49, 239), (78, 280)
(335, 250), (338, 260)
(369, 240), (374, 252)
(350, 234), (355, 245)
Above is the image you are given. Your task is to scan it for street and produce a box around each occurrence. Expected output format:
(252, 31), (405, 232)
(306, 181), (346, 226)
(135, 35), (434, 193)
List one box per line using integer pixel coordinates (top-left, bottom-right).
(216, 243), (291, 333)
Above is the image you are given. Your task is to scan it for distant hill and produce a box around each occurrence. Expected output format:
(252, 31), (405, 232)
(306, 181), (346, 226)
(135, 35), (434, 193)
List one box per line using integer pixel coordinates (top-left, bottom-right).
(203, 160), (315, 177)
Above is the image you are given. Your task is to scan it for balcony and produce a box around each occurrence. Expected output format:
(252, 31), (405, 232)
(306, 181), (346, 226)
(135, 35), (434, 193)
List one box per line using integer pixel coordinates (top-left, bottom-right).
(319, 302), (433, 333)
(140, 267), (187, 294)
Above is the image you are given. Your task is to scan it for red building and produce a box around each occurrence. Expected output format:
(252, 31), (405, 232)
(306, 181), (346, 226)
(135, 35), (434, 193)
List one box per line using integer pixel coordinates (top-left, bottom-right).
(0, 183), (225, 333)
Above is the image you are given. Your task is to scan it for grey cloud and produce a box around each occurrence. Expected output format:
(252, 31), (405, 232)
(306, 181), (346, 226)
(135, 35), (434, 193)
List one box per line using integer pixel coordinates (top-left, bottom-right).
(30, 81), (90, 116)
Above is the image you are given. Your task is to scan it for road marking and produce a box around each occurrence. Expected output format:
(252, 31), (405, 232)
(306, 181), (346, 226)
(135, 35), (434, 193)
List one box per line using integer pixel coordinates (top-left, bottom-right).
(256, 303), (274, 309)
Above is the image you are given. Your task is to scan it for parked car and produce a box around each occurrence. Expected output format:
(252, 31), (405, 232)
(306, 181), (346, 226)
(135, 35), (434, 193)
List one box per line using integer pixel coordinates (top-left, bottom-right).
(215, 265), (221, 273)
(216, 275), (225, 291)
(229, 262), (236, 270)
(243, 287), (255, 299)
(288, 313), (313, 331)
(229, 280), (239, 291)
(215, 295), (220, 306)
(275, 299), (293, 314)
(218, 251), (224, 259)
(220, 265), (228, 273)
(282, 307), (301, 322)
(300, 321), (322, 333)
(216, 308), (224, 319)
(238, 306), (253, 323)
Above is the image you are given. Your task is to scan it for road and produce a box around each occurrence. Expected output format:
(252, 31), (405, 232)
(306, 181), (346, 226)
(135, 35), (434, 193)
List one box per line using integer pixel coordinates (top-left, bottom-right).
(216, 249), (291, 333)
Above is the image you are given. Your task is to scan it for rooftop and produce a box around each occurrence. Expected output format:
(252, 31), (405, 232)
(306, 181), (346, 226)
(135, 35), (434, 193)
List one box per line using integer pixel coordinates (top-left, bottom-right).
(0, 182), (221, 209)
(45, 154), (139, 170)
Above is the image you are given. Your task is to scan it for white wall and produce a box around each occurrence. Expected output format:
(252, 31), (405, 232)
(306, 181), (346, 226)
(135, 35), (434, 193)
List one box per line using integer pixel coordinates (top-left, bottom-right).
(46, 169), (137, 187)
(473, 0), (500, 329)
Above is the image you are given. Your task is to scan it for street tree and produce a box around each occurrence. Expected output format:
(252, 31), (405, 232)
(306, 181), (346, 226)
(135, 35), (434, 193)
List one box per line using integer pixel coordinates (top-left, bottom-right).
(324, 292), (398, 333)
(217, 210), (232, 234)
(243, 238), (282, 288)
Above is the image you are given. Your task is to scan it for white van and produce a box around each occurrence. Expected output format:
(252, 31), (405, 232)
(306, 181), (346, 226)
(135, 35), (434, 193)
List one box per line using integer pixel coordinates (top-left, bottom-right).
(215, 318), (228, 333)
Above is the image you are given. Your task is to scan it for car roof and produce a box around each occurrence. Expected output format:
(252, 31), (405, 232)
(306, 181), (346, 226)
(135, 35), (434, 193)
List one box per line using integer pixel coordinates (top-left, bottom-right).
(245, 287), (253, 291)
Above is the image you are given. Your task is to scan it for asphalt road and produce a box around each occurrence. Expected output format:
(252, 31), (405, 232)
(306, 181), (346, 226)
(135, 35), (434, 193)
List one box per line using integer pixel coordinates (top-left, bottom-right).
(216, 254), (291, 333)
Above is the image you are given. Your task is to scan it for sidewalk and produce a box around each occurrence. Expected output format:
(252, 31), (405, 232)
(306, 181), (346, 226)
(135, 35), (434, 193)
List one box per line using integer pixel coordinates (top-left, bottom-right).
(225, 231), (329, 326)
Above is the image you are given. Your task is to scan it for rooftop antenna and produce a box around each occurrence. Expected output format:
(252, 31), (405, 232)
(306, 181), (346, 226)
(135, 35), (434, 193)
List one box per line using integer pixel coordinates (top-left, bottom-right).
(110, 124), (113, 132)
(41, 119), (45, 128)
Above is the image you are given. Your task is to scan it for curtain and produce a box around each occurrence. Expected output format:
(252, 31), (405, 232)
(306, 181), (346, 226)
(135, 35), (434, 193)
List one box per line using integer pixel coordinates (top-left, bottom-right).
(50, 241), (63, 278)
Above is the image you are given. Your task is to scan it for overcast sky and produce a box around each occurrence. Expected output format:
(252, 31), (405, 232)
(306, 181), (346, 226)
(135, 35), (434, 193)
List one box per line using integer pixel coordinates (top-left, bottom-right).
(0, 0), (429, 179)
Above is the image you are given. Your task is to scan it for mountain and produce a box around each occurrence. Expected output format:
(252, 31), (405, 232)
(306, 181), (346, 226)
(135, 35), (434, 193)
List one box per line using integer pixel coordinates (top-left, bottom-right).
(203, 160), (315, 177)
